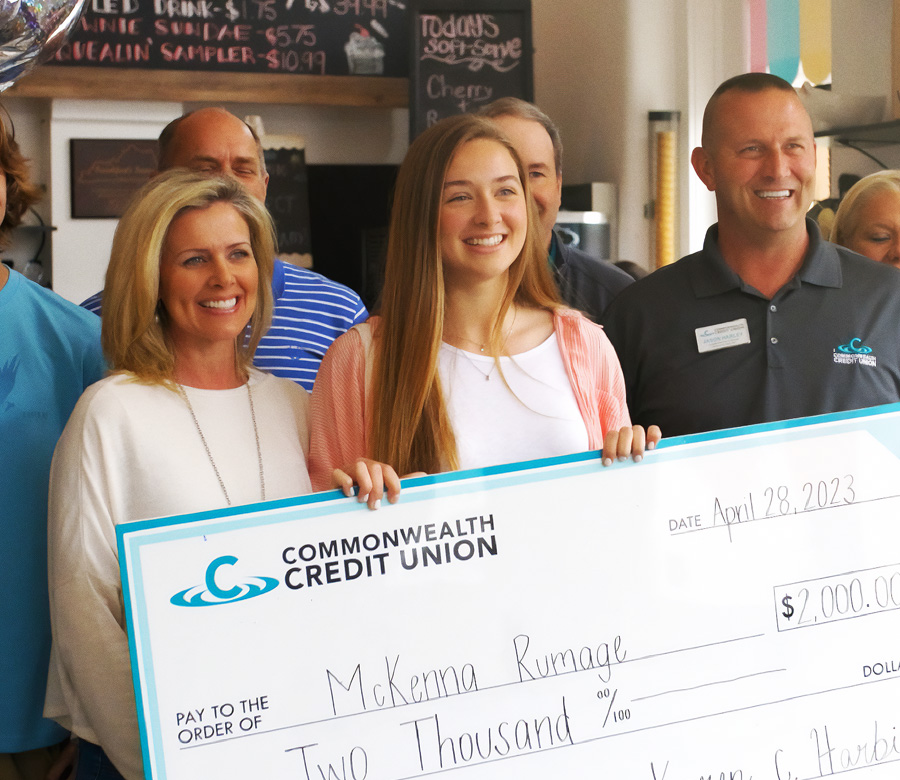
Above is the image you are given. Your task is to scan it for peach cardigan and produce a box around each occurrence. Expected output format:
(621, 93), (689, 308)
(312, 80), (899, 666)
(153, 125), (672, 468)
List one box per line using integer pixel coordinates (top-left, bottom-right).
(308, 308), (630, 491)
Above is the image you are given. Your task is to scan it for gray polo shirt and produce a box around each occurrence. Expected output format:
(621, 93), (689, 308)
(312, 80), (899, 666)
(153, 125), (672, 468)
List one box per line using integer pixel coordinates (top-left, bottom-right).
(601, 219), (900, 437)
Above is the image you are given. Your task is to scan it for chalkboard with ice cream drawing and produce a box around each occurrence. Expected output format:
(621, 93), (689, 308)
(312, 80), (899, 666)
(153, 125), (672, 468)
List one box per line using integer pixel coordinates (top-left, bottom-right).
(50, 0), (408, 78)
(409, 0), (533, 139)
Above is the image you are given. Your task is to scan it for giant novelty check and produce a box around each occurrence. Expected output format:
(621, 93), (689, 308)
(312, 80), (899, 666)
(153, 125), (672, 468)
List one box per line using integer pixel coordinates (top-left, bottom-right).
(119, 405), (900, 780)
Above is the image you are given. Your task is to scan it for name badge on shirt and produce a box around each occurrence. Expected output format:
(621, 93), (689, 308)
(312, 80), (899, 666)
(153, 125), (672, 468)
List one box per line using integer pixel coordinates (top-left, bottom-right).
(695, 318), (751, 354)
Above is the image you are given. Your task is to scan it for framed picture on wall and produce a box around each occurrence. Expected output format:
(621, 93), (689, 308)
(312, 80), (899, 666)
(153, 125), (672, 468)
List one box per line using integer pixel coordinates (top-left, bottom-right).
(69, 139), (158, 219)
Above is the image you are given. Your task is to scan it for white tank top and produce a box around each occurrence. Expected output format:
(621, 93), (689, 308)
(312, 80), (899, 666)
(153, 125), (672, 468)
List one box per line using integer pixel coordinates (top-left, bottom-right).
(438, 332), (589, 471)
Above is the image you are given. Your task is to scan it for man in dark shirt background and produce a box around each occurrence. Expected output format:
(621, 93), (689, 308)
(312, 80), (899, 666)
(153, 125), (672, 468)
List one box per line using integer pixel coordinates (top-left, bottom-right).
(480, 98), (633, 322)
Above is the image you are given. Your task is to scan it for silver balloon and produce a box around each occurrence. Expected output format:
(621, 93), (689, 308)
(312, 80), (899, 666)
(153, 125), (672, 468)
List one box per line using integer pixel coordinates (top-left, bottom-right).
(0, 2), (23, 30)
(0, 0), (88, 91)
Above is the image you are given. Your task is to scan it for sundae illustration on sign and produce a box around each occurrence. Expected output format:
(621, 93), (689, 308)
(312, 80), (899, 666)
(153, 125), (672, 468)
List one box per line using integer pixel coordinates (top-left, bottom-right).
(0, 0), (87, 90)
(344, 23), (384, 75)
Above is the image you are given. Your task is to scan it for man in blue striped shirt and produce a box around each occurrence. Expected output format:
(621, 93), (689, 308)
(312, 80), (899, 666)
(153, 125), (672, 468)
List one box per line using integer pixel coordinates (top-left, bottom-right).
(81, 107), (368, 391)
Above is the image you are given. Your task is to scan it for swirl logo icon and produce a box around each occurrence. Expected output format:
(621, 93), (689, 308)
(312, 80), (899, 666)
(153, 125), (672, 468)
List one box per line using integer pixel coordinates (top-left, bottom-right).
(171, 555), (278, 608)
(837, 338), (873, 355)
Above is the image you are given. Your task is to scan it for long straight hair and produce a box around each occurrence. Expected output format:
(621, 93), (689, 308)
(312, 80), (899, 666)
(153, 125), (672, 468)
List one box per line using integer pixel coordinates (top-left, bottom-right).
(370, 114), (560, 475)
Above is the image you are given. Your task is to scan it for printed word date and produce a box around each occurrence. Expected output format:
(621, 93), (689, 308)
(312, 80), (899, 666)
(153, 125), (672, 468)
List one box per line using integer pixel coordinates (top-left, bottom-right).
(667, 475), (856, 536)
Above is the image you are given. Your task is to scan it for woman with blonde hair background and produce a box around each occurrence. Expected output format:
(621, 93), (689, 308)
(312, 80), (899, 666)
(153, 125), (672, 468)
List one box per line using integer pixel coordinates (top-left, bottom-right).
(46, 169), (313, 780)
(310, 114), (657, 503)
(831, 170), (900, 268)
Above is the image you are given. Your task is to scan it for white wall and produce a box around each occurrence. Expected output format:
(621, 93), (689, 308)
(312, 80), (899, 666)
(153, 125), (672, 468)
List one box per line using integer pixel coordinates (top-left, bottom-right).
(183, 103), (409, 166)
(533, 0), (668, 266)
(831, 0), (891, 99)
(532, 0), (745, 267)
(683, 0), (748, 251)
(827, 0), (900, 190)
(48, 100), (181, 303)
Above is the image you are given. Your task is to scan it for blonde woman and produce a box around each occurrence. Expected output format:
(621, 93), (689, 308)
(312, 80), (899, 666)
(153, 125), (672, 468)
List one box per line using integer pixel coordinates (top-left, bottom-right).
(46, 170), (312, 780)
(831, 170), (900, 268)
(310, 115), (658, 504)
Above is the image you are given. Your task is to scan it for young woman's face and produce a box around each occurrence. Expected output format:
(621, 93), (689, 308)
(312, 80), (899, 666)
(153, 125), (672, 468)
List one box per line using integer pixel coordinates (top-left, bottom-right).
(846, 189), (900, 269)
(439, 138), (527, 287)
(158, 201), (258, 356)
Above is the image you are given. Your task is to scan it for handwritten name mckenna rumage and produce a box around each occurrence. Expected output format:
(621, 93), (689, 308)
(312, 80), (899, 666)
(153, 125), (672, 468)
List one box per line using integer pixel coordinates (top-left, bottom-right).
(324, 632), (626, 717)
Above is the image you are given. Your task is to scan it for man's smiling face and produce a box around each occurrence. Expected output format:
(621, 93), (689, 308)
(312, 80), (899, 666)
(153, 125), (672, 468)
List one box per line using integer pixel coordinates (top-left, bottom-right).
(692, 87), (816, 243)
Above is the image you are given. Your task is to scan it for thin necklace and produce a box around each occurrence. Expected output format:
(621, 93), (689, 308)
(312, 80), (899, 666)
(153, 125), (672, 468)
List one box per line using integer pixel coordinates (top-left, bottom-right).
(177, 381), (265, 506)
(447, 307), (518, 381)
(451, 335), (489, 353)
(454, 346), (496, 381)
(444, 305), (518, 353)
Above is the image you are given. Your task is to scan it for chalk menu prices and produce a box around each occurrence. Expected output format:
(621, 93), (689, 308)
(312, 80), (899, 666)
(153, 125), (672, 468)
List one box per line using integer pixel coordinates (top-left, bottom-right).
(51, 0), (408, 77)
(409, 0), (533, 138)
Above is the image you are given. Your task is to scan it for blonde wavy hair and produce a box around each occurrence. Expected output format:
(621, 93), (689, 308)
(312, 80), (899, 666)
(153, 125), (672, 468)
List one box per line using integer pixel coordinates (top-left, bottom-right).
(371, 113), (561, 475)
(101, 169), (276, 384)
(830, 170), (900, 249)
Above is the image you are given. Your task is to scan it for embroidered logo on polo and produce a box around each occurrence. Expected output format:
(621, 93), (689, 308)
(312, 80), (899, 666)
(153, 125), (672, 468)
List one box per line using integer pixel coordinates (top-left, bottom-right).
(833, 338), (876, 367)
(171, 555), (278, 608)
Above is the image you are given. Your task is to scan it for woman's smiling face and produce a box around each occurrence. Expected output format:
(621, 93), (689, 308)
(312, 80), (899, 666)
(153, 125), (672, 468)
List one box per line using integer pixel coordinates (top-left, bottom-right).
(158, 200), (258, 356)
(439, 138), (527, 287)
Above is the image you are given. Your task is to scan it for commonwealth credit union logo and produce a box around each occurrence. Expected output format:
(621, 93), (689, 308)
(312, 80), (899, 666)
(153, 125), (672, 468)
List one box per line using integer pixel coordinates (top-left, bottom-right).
(170, 555), (279, 608)
(833, 338), (876, 367)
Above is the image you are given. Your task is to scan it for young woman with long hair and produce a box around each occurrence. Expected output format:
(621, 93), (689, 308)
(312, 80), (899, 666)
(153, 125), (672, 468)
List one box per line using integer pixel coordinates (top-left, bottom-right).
(309, 114), (658, 505)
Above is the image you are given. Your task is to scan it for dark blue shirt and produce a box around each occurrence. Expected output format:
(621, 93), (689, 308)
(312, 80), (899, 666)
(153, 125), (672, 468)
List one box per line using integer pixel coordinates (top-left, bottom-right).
(601, 220), (900, 437)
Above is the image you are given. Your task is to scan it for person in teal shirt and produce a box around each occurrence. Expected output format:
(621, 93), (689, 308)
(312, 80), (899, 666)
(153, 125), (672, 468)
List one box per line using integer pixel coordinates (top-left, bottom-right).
(0, 109), (106, 780)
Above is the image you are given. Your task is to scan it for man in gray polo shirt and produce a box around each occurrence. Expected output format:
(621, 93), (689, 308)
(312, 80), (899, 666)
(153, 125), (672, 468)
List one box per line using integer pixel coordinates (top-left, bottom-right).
(602, 73), (900, 438)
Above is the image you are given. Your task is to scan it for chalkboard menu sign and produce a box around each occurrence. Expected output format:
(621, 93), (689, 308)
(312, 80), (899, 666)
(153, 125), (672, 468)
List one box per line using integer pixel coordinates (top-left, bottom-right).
(409, 0), (532, 139)
(51, 0), (408, 78)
